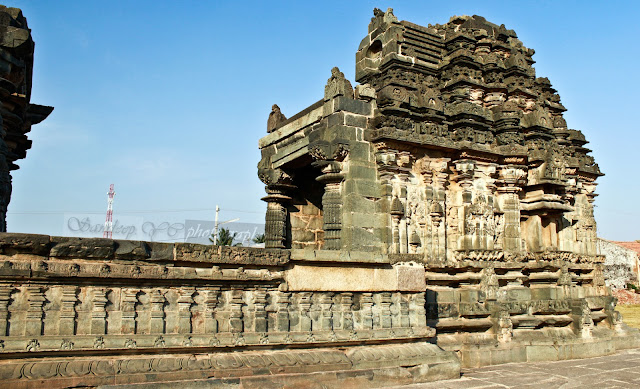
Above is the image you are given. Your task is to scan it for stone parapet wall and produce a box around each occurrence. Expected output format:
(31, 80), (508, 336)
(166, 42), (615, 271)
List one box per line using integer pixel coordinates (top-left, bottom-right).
(0, 232), (459, 388)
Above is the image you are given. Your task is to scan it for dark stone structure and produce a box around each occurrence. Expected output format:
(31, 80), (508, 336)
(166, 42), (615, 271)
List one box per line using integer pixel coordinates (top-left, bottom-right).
(258, 7), (639, 371)
(0, 6), (53, 231)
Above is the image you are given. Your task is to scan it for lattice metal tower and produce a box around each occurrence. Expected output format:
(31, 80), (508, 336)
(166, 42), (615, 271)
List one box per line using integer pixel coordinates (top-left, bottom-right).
(103, 184), (115, 239)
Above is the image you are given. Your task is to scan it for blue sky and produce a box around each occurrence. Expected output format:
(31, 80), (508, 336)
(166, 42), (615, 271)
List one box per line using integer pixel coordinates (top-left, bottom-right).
(5, 0), (640, 241)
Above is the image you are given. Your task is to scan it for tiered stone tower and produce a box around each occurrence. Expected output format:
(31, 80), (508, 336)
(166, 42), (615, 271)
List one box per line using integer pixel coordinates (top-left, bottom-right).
(258, 8), (637, 366)
(260, 9), (600, 258)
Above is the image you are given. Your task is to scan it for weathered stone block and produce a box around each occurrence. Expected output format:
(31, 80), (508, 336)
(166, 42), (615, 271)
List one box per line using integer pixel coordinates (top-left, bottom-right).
(332, 96), (372, 116)
(50, 236), (116, 259)
(114, 240), (151, 260)
(395, 264), (426, 291)
(147, 241), (174, 261)
(344, 113), (368, 128)
(349, 141), (372, 162)
(0, 232), (51, 256)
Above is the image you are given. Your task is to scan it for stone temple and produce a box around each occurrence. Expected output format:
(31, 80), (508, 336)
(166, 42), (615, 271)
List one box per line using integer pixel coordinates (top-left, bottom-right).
(0, 7), (637, 388)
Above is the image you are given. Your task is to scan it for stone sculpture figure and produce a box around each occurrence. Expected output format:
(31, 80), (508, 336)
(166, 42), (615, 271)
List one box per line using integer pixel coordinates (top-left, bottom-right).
(267, 104), (287, 133)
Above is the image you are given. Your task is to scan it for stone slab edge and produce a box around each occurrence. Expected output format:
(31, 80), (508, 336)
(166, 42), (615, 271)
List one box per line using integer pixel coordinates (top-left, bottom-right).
(0, 232), (290, 266)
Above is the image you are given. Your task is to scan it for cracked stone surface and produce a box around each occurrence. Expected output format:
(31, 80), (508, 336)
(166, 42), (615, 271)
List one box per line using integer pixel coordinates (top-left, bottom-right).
(390, 348), (640, 388)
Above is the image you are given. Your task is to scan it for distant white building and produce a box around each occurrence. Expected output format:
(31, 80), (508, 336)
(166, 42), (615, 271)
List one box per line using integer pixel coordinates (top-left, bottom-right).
(598, 239), (640, 289)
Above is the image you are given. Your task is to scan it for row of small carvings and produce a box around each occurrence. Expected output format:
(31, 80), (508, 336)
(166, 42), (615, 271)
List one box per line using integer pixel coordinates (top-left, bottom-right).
(0, 342), (439, 382)
(0, 285), (429, 337)
(0, 233), (289, 266)
(0, 327), (433, 355)
(424, 266), (605, 287)
(426, 295), (614, 319)
(0, 257), (283, 282)
(390, 252), (605, 266)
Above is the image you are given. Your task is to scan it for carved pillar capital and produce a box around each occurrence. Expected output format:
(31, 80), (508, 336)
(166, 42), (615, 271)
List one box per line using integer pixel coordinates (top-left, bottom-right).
(261, 169), (295, 249)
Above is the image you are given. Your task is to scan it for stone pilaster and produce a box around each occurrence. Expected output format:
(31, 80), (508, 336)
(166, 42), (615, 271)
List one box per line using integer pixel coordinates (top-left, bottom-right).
(204, 288), (220, 334)
(319, 292), (334, 331)
(149, 289), (165, 334)
(0, 287), (11, 336)
(253, 289), (268, 332)
(177, 288), (194, 334)
(314, 161), (345, 250)
(298, 292), (312, 331)
(228, 289), (244, 333)
(431, 161), (449, 260)
(262, 180), (295, 249)
(398, 293), (410, 328)
(340, 293), (354, 330)
(497, 166), (526, 253)
(379, 292), (392, 328)
(276, 291), (290, 332)
(361, 293), (374, 329)
(411, 293), (427, 328)
(90, 288), (108, 335)
(121, 289), (138, 335)
(25, 286), (45, 336)
(59, 286), (77, 336)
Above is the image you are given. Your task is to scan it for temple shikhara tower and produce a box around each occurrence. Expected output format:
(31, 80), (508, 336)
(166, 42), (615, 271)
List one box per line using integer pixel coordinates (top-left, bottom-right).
(0, 8), (637, 388)
(259, 10), (600, 258)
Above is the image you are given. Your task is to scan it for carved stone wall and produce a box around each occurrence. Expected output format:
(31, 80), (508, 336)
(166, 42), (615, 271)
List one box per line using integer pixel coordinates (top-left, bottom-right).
(256, 7), (640, 373)
(0, 233), (460, 387)
(259, 9), (601, 260)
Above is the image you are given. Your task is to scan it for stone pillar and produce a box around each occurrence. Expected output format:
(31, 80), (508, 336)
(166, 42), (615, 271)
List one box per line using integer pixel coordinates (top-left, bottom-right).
(262, 180), (294, 249)
(494, 309), (513, 343)
(361, 293), (374, 329)
(340, 292), (354, 330)
(411, 293), (427, 328)
(319, 292), (334, 331)
(454, 160), (475, 251)
(0, 287), (11, 336)
(59, 286), (77, 336)
(228, 289), (244, 333)
(379, 292), (392, 328)
(390, 197), (404, 254)
(121, 289), (138, 335)
(90, 288), (108, 335)
(25, 286), (45, 336)
(298, 292), (312, 331)
(398, 294), (410, 328)
(253, 289), (268, 332)
(177, 287), (194, 334)
(149, 289), (165, 334)
(497, 166), (526, 252)
(204, 288), (220, 334)
(431, 161), (449, 260)
(276, 291), (291, 332)
(313, 161), (345, 250)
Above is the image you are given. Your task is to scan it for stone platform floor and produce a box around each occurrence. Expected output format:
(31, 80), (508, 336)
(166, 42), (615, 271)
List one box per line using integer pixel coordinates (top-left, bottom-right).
(390, 348), (640, 388)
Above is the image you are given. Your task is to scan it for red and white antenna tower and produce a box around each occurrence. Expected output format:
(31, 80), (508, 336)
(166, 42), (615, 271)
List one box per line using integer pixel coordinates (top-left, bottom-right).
(103, 184), (115, 239)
